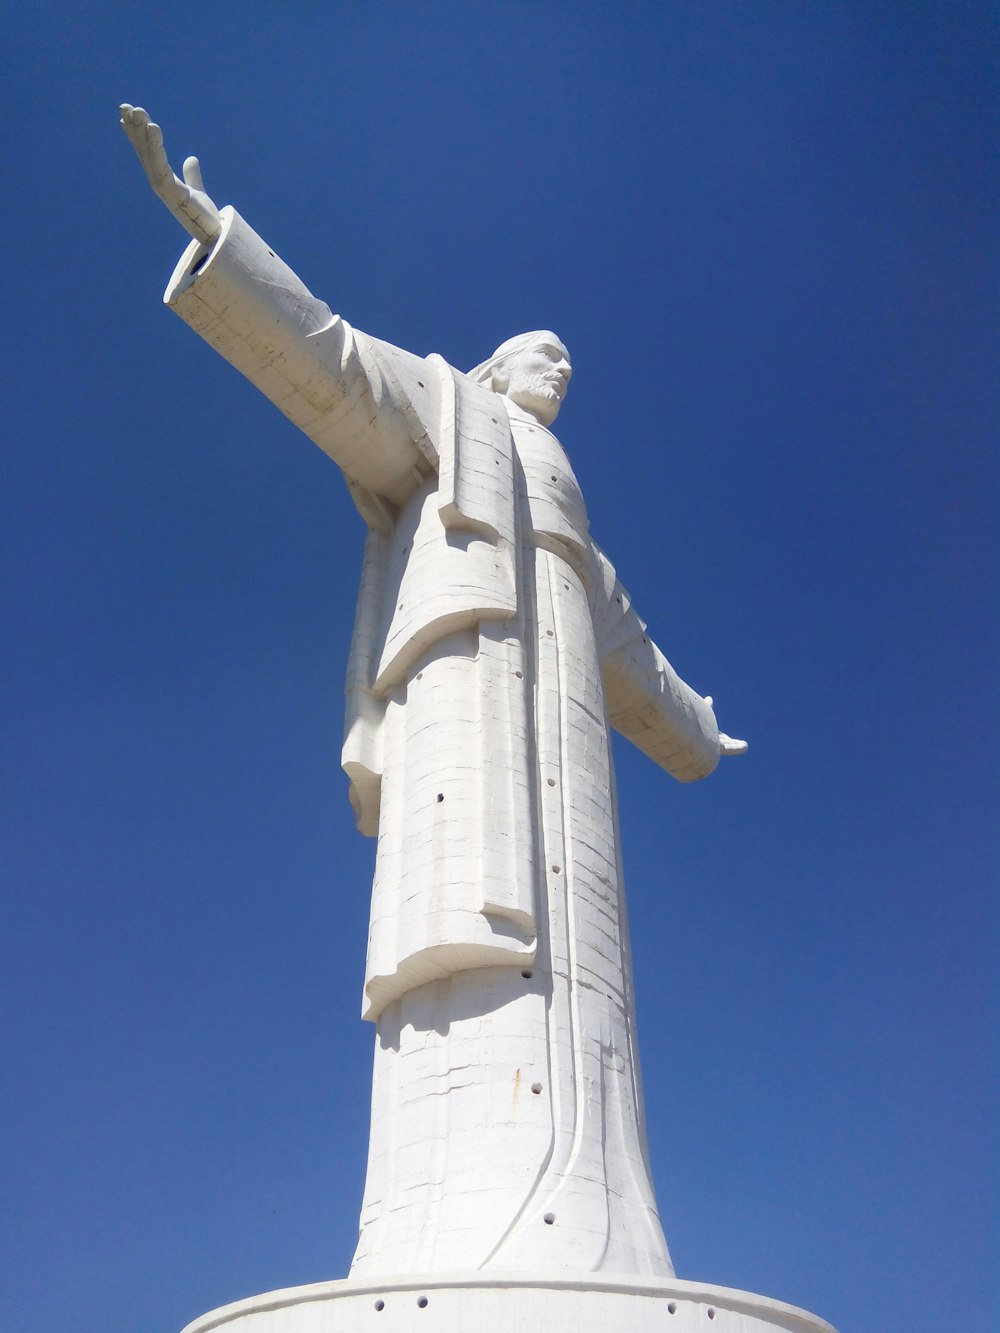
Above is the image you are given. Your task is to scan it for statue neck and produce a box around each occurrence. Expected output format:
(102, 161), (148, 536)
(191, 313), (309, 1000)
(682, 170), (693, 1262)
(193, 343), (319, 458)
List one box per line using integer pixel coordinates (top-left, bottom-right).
(504, 396), (560, 430)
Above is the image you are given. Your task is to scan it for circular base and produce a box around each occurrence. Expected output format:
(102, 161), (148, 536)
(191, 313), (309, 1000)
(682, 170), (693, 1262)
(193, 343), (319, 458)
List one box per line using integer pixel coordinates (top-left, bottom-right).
(180, 1272), (836, 1333)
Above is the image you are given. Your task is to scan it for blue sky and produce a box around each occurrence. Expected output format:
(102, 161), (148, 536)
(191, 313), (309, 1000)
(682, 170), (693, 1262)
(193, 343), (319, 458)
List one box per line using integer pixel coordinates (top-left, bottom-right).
(3, 4), (994, 1331)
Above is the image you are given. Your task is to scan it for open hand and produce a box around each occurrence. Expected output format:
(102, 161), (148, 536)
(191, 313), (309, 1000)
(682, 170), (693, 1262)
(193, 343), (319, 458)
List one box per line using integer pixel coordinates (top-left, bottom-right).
(719, 733), (748, 756)
(120, 104), (222, 245)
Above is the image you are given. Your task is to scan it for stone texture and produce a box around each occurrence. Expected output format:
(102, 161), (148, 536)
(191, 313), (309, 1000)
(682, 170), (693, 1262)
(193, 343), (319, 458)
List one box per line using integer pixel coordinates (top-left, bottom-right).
(120, 105), (830, 1333)
(162, 209), (724, 1276)
(179, 1273), (836, 1333)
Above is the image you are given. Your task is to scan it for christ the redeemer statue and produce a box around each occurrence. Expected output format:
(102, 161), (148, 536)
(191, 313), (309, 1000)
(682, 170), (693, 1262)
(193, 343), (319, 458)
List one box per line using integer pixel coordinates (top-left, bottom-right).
(121, 105), (747, 1283)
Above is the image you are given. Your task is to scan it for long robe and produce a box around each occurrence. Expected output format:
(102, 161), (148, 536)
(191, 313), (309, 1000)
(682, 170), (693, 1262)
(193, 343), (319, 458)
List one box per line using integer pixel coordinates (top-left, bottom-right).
(164, 206), (722, 1278)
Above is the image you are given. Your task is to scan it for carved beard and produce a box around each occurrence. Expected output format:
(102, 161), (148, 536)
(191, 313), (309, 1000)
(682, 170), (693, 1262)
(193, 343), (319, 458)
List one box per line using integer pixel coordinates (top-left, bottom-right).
(505, 371), (562, 426)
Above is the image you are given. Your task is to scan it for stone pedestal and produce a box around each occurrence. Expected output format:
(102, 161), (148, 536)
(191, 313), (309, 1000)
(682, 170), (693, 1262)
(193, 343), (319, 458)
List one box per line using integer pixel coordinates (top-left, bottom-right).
(181, 1272), (835, 1333)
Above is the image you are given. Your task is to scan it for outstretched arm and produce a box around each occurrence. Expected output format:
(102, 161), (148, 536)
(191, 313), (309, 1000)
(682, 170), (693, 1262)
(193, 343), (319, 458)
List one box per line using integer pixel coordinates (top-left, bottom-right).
(590, 544), (747, 781)
(120, 104), (221, 244)
(120, 103), (432, 511)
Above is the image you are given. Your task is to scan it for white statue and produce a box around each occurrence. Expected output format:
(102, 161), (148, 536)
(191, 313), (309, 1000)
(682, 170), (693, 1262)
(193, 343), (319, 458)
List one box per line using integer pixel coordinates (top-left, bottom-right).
(122, 105), (748, 1283)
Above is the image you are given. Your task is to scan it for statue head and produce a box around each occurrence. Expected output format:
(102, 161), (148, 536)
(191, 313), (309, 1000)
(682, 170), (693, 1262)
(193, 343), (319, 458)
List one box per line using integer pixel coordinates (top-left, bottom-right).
(470, 331), (572, 427)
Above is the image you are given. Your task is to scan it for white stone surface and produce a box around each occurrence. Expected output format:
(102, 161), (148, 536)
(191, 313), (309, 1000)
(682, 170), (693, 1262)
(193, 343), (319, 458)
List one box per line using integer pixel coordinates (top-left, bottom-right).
(119, 109), (831, 1333)
(180, 1273), (836, 1333)
(146, 186), (734, 1282)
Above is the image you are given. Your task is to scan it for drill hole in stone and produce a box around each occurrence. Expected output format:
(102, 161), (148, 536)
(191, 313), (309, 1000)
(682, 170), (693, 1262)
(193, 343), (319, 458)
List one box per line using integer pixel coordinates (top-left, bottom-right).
(551, 865), (561, 875)
(374, 1299), (385, 1311)
(543, 1212), (555, 1225)
(667, 1303), (677, 1314)
(515, 670), (523, 678)
(521, 969), (533, 979)
(436, 793), (444, 803)
(547, 778), (556, 787)
(531, 1082), (543, 1094)
(707, 1310), (716, 1320)
(417, 1296), (429, 1309)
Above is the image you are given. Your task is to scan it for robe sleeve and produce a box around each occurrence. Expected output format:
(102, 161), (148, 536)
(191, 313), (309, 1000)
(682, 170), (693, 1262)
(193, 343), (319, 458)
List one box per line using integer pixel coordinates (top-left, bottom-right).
(163, 205), (437, 520)
(590, 542), (720, 783)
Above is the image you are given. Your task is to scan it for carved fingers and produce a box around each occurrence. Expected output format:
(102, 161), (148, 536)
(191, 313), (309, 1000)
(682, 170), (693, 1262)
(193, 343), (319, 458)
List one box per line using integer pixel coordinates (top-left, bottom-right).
(119, 103), (222, 245)
(182, 155), (207, 192)
(120, 104), (173, 193)
(718, 733), (749, 756)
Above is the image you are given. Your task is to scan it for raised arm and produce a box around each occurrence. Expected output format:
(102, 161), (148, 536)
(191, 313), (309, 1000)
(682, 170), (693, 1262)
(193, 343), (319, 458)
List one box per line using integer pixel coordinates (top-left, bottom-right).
(119, 104), (437, 517)
(120, 105), (222, 244)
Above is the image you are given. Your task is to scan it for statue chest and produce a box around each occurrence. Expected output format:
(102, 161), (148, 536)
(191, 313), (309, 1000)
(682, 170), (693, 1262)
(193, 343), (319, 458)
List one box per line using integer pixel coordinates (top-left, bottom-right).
(510, 415), (590, 552)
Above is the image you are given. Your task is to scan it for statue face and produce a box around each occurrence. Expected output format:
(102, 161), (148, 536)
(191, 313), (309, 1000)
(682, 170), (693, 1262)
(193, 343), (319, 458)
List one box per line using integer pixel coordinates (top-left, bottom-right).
(501, 336), (572, 426)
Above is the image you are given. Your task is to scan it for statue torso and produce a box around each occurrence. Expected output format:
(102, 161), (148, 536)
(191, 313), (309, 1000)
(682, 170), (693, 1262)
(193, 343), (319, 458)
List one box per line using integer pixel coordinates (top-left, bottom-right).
(506, 401), (590, 553)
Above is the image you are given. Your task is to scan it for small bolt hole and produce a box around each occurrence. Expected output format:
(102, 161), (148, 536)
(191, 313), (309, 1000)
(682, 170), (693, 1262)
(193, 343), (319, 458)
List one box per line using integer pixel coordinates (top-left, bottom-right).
(436, 793), (444, 803)
(531, 1082), (543, 1094)
(374, 1299), (385, 1311)
(667, 1302), (677, 1314)
(547, 778), (556, 787)
(543, 1212), (555, 1225)
(707, 1310), (715, 1320)
(551, 865), (561, 874)
(521, 969), (533, 979)
(515, 670), (523, 679)
(417, 1296), (429, 1309)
